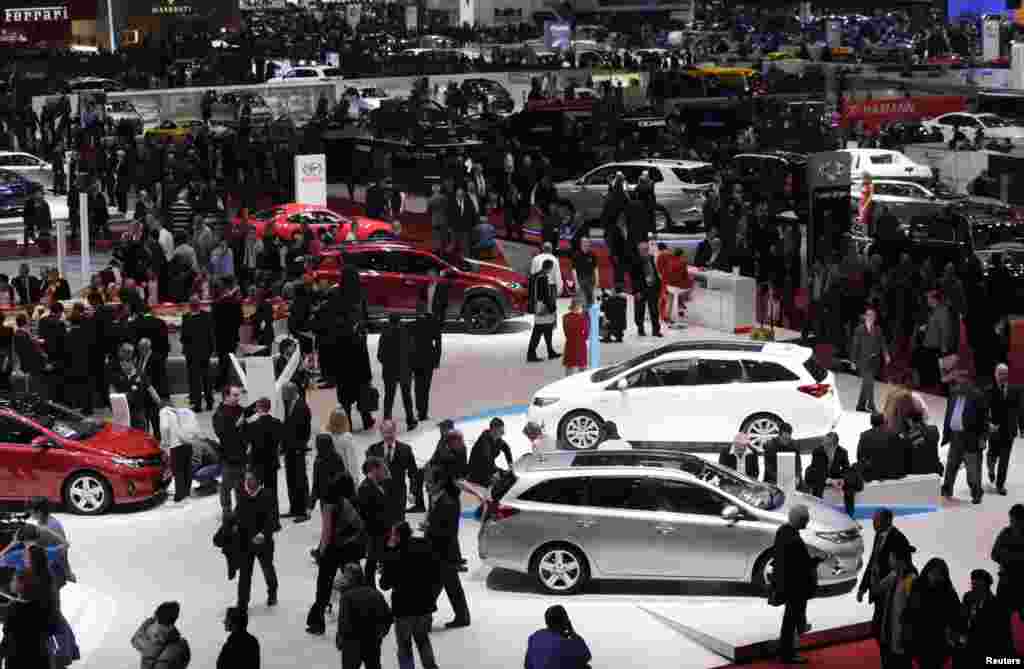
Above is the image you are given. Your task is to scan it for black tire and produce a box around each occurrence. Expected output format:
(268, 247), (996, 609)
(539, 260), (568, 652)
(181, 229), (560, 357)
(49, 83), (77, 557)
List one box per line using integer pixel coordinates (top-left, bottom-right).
(558, 410), (604, 450)
(462, 295), (503, 335)
(741, 413), (784, 452)
(752, 547), (775, 594)
(654, 205), (673, 232)
(63, 471), (113, 516)
(530, 542), (590, 595)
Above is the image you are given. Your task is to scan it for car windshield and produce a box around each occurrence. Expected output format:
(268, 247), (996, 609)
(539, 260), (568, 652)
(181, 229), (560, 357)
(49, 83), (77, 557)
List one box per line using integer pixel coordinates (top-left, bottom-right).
(34, 402), (103, 441)
(694, 460), (782, 510)
(590, 347), (673, 382)
(672, 166), (717, 184)
(979, 115), (1014, 128)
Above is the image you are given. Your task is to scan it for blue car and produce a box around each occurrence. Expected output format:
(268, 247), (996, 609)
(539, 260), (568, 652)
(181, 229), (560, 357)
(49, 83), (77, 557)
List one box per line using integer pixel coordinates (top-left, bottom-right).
(0, 168), (40, 217)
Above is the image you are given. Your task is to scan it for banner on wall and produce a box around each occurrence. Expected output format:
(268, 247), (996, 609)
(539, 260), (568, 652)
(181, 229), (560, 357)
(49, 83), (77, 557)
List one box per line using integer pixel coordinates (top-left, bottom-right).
(294, 154), (327, 206)
(841, 95), (967, 127)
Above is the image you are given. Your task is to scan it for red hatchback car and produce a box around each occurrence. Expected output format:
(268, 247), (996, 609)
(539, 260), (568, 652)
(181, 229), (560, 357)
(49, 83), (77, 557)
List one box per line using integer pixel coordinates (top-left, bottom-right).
(0, 395), (168, 515)
(235, 203), (395, 242)
(308, 241), (529, 334)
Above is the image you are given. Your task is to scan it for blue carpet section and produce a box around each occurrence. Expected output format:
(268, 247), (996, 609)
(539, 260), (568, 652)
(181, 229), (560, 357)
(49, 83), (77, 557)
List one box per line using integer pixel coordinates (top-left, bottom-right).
(452, 405), (529, 424)
(837, 505), (938, 521)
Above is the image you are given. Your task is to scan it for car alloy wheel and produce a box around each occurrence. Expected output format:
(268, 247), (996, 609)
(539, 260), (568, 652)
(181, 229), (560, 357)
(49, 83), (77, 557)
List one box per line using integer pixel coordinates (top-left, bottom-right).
(66, 473), (111, 515)
(535, 546), (586, 594)
(753, 549), (775, 593)
(560, 411), (602, 450)
(463, 296), (502, 334)
(744, 415), (782, 449)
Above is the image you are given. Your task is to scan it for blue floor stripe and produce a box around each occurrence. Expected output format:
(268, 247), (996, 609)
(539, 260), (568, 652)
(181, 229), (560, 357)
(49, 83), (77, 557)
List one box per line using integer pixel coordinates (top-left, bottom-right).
(452, 405), (530, 424)
(836, 505), (938, 520)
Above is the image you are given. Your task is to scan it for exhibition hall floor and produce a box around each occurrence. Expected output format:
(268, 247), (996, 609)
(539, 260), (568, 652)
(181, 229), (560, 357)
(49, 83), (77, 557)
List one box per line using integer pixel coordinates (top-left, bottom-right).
(44, 302), (1023, 668)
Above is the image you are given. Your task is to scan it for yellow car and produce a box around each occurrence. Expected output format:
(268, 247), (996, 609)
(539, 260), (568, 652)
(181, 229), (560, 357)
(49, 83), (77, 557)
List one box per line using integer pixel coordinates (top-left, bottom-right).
(144, 120), (197, 142)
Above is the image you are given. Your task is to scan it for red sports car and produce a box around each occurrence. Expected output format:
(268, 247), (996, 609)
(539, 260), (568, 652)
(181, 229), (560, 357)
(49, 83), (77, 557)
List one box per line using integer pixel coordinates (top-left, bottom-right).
(0, 395), (168, 515)
(236, 203), (395, 242)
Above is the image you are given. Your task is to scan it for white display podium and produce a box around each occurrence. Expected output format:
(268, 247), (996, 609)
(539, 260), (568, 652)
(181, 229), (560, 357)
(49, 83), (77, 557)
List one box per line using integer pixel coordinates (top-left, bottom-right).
(686, 267), (756, 333)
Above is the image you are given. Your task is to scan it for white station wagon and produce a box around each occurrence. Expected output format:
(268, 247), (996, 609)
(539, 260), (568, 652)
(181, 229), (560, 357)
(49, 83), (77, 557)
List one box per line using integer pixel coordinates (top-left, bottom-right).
(528, 341), (842, 451)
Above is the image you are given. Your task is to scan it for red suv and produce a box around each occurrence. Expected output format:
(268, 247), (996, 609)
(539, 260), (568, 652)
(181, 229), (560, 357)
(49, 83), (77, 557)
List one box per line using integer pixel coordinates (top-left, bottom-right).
(0, 395), (168, 515)
(309, 241), (529, 334)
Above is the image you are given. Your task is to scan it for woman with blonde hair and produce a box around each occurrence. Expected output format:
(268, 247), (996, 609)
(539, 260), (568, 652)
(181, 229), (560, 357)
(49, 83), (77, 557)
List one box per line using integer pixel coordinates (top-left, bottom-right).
(325, 407), (360, 482)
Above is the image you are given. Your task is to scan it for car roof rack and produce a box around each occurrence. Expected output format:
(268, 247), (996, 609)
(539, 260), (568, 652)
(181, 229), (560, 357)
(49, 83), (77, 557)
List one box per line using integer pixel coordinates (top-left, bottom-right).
(649, 340), (768, 355)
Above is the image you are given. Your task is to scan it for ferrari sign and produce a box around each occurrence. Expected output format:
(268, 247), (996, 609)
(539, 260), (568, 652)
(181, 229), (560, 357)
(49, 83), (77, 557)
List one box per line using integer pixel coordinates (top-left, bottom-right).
(4, 6), (67, 21)
(294, 154), (326, 206)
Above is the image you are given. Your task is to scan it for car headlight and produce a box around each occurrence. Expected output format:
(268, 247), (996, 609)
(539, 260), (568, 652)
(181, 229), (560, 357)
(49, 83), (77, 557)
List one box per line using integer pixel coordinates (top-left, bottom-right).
(505, 281), (523, 290)
(113, 456), (145, 468)
(533, 397), (560, 407)
(815, 529), (860, 544)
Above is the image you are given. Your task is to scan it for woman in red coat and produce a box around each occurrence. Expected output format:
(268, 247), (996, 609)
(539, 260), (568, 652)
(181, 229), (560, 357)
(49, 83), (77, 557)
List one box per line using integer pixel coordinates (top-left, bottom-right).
(562, 299), (589, 376)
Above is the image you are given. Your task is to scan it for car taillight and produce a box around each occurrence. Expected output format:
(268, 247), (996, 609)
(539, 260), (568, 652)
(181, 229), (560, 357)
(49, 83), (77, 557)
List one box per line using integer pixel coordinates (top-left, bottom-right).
(798, 383), (832, 398)
(487, 502), (519, 521)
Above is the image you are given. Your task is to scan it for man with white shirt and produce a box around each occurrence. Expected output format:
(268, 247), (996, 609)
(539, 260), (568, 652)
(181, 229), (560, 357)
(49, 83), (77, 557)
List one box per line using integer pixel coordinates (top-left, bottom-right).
(942, 370), (988, 504)
(149, 215), (174, 263)
(160, 404), (197, 503)
(530, 242), (562, 298)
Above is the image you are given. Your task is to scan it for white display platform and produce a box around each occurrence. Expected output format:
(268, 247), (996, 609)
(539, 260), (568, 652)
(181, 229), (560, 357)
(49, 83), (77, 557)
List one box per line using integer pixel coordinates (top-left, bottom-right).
(824, 473), (942, 508)
(686, 267), (756, 333)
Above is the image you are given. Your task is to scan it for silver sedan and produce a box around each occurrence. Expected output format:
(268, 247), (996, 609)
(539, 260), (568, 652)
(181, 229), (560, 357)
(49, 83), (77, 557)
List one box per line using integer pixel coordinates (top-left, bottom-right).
(0, 152), (54, 191)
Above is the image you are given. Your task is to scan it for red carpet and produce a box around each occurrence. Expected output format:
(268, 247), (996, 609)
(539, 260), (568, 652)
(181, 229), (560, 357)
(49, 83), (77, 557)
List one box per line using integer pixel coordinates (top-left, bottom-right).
(714, 639), (881, 668)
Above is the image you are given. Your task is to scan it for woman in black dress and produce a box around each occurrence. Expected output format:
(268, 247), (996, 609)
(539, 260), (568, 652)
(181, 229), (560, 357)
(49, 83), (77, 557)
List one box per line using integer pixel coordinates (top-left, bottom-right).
(107, 341), (160, 431)
(334, 266), (375, 431)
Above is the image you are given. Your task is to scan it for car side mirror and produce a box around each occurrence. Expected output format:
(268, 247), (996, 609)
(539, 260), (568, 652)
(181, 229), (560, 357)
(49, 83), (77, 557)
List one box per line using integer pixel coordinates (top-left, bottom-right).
(721, 505), (742, 523)
(616, 378), (629, 391)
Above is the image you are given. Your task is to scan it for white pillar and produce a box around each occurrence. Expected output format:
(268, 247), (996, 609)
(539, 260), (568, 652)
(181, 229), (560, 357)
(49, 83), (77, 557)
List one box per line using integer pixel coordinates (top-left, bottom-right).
(79, 192), (90, 284)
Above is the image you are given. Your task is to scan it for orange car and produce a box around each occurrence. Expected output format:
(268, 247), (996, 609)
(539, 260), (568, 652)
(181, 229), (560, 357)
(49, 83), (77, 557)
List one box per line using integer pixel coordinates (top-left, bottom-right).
(234, 203), (395, 242)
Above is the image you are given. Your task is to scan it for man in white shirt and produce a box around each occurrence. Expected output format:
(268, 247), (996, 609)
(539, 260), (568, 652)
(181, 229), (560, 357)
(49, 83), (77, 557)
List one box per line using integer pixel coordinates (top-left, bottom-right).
(529, 242), (562, 298)
(149, 215), (175, 263)
(160, 405), (196, 503)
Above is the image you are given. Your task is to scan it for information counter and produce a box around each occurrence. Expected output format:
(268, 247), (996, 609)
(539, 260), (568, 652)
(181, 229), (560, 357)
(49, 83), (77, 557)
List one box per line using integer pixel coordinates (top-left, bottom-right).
(686, 267), (756, 333)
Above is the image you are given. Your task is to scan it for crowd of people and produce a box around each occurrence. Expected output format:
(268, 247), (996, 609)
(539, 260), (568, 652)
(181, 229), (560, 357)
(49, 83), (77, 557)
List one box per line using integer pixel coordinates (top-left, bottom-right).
(770, 503), (1024, 668)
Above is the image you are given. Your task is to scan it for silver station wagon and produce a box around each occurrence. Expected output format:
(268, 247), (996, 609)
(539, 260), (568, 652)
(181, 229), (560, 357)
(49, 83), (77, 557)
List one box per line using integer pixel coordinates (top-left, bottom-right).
(479, 450), (864, 595)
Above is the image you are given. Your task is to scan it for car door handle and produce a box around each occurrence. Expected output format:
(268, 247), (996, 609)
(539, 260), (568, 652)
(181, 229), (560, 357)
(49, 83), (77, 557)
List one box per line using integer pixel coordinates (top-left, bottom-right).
(402, 280), (418, 286)
(576, 519), (598, 529)
(654, 525), (675, 535)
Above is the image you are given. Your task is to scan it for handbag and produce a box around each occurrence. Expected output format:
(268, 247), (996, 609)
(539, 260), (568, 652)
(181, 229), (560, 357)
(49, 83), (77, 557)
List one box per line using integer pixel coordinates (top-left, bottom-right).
(358, 385), (380, 413)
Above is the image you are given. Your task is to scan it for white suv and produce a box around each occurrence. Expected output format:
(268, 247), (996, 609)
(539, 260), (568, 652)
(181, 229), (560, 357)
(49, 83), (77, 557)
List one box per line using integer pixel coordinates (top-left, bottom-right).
(267, 66), (344, 83)
(556, 159), (716, 232)
(528, 341), (841, 450)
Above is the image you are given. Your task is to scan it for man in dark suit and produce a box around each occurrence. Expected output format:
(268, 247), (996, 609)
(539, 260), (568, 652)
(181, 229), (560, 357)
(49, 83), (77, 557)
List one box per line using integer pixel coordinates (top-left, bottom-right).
(446, 182), (477, 258)
(37, 302), (66, 403)
(244, 397), (283, 529)
(181, 299), (216, 412)
(772, 504), (822, 665)
(377, 314), (416, 430)
(213, 279), (244, 392)
(762, 423), (802, 485)
(365, 177), (391, 220)
(856, 413), (906, 481)
(718, 434), (760, 480)
(365, 419), (419, 519)
(410, 311), (441, 423)
(13, 263), (41, 305)
(131, 304), (171, 400)
(630, 241), (662, 337)
(357, 456), (400, 589)
(281, 381), (312, 523)
(942, 370), (989, 504)
(856, 509), (912, 643)
(988, 364), (1022, 496)
(13, 314), (46, 393)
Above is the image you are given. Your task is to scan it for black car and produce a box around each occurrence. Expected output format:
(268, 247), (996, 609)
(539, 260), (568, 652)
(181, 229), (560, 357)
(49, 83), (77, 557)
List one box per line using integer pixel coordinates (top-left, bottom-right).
(0, 169), (41, 217)
(369, 98), (472, 143)
(460, 78), (515, 114)
(730, 151), (809, 208)
(976, 242), (1024, 313)
(878, 122), (944, 149)
(866, 199), (1024, 269)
